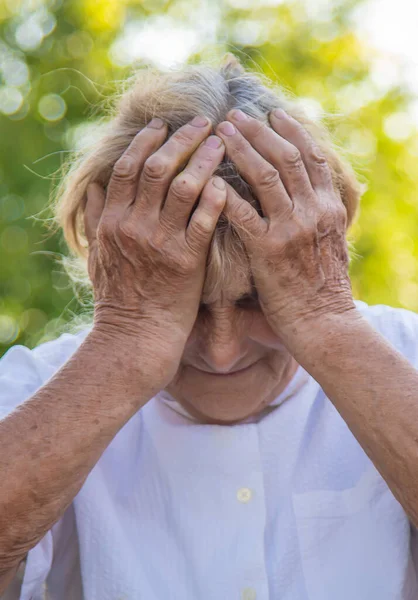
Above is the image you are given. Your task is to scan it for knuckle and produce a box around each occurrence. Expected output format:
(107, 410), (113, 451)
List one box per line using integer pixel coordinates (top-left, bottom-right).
(118, 219), (137, 241)
(316, 207), (346, 238)
(257, 166), (281, 191)
(97, 217), (114, 240)
(297, 213), (315, 233)
(299, 224), (316, 243)
(316, 214), (332, 236)
(334, 204), (348, 227)
(308, 148), (328, 167)
(147, 229), (168, 254)
(170, 173), (199, 200)
(143, 154), (170, 181)
(289, 215), (315, 241)
(190, 212), (213, 236)
(148, 233), (163, 251)
(113, 155), (137, 179)
(283, 147), (302, 169)
(178, 257), (196, 276)
(235, 202), (257, 227)
(177, 258), (195, 275)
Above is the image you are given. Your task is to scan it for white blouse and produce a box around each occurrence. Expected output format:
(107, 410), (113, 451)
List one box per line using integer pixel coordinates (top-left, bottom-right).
(1, 300), (418, 600)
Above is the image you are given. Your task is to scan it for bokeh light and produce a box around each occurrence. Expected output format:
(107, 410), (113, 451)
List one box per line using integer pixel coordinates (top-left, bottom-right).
(109, 17), (200, 69)
(383, 112), (415, 142)
(1, 58), (29, 87)
(0, 194), (25, 222)
(14, 8), (56, 51)
(0, 315), (20, 344)
(19, 308), (48, 335)
(38, 93), (67, 121)
(1, 226), (28, 253)
(0, 86), (23, 115)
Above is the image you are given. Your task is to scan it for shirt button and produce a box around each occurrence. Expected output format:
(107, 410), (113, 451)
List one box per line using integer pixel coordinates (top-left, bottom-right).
(242, 587), (257, 600)
(237, 487), (252, 503)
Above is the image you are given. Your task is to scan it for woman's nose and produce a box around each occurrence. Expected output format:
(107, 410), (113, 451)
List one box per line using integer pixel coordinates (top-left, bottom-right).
(199, 313), (246, 374)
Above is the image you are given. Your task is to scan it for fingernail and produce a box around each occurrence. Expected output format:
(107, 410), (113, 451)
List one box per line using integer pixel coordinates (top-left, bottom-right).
(230, 109), (248, 121)
(191, 115), (209, 127)
(212, 177), (226, 190)
(147, 117), (164, 129)
(218, 122), (236, 136)
(273, 108), (287, 119)
(205, 135), (223, 149)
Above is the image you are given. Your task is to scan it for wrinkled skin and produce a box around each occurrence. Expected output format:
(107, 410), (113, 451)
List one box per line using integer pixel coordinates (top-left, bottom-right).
(164, 110), (356, 424)
(84, 117), (227, 388)
(84, 109), (356, 423)
(216, 108), (356, 345)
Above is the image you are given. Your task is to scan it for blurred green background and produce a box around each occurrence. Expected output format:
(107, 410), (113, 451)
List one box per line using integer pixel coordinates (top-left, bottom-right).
(1, 0), (418, 356)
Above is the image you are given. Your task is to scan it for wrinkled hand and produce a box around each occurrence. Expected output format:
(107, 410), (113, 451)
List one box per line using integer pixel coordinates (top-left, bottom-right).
(215, 108), (357, 342)
(83, 116), (226, 386)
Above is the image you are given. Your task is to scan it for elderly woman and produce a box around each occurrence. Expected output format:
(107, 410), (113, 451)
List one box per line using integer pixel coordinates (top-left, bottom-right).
(1, 54), (418, 600)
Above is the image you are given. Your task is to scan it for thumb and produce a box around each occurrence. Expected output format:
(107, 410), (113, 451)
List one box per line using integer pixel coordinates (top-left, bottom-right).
(223, 183), (267, 245)
(84, 182), (106, 247)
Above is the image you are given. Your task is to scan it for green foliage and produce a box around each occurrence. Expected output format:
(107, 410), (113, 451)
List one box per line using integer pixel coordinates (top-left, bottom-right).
(1, 0), (418, 355)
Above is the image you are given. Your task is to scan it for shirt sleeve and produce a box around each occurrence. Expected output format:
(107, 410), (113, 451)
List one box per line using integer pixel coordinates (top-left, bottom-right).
(0, 329), (91, 600)
(0, 345), (42, 419)
(0, 328), (91, 418)
(354, 301), (418, 368)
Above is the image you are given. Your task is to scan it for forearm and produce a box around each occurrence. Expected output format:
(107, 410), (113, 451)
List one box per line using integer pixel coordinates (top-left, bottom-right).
(287, 310), (418, 526)
(0, 328), (159, 573)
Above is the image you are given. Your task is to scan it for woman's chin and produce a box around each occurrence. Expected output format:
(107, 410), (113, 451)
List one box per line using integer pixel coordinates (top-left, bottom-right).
(179, 396), (261, 425)
(164, 355), (298, 424)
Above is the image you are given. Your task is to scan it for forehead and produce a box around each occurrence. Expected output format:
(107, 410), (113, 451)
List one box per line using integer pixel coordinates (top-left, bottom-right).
(201, 253), (256, 306)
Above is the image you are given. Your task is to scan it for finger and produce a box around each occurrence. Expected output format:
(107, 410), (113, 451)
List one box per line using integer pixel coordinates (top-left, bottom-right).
(133, 116), (212, 220)
(84, 182), (106, 246)
(222, 182), (267, 247)
(185, 176), (227, 253)
(215, 121), (293, 221)
(104, 118), (168, 216)
(268, 109), (333, 192)
(223, 111), (314, 208)
(161, 135), (225, 231)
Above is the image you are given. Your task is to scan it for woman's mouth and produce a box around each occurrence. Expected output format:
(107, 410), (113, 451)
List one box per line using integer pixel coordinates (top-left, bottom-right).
(194, 361), (258, 376)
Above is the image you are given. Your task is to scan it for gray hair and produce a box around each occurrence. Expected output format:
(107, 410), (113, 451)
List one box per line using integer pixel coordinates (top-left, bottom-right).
(49, 53), (363, 311)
